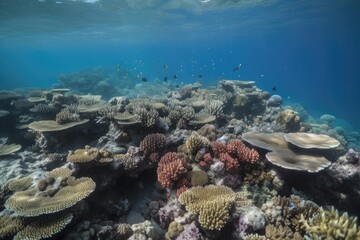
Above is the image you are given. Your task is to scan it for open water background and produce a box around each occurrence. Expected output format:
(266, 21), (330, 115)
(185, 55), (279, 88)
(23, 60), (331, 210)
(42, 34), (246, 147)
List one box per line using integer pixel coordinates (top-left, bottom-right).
(0, 0), (359, 129)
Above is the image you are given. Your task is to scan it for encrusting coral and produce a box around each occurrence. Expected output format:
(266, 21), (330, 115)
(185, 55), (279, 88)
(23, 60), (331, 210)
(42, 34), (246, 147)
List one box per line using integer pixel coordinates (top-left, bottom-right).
(178, 185), (236, 231)
(165, 221), (184, 239)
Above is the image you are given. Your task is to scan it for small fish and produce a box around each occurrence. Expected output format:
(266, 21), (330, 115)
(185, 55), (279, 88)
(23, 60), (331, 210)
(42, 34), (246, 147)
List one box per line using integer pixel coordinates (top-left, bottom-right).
(173, 75), (178, 79)
(163, 65), (168, 69)
(198, 74), (202, 78)
(175, 84), (180, 88)
(141, 77), (147, 82)
(260, 74), (264, 77)
(272, 87), (277, 91)
(163, 77), (168, 82)
(233, 63), (242, 71)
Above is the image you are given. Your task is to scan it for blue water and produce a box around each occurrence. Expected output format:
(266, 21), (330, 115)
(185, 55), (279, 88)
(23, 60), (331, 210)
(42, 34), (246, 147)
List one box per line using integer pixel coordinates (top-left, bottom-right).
(0, 0), (360, 129)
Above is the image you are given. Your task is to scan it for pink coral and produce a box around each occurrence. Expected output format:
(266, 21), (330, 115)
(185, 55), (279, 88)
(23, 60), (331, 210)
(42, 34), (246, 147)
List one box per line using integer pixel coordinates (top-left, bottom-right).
(211, 141), (227, 157)
(157, 152), (187, 188)
(199, 153), (213, 170)
(219, 152), (239, 173)
(227, 139), (260, 164)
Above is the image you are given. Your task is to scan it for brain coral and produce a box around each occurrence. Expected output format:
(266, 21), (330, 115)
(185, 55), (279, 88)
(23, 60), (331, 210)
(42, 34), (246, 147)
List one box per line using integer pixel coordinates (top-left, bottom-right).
(5, 177), (96, 217)
(178, 185), (236, 231)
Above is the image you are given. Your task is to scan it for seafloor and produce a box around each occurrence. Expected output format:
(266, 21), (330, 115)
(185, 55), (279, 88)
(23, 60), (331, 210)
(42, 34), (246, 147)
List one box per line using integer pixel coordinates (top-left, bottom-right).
(0, 75), (360, 240)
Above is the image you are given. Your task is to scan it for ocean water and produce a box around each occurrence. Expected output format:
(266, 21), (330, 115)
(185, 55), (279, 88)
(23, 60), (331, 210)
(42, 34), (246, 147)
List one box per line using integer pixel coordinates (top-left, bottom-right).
(1, 1), (360, 239)
(1, 0), (359, 131)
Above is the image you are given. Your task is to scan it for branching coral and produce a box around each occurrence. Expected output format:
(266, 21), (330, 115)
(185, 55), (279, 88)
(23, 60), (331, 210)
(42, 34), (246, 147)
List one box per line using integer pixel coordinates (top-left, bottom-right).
(185, 131), (210, 156)
(157, 152), (187, 188)
(55, 107), (80, 124)
(178, 185), (236, 231)
(300, 207), (360, 240)
(139, 133), (165, 156)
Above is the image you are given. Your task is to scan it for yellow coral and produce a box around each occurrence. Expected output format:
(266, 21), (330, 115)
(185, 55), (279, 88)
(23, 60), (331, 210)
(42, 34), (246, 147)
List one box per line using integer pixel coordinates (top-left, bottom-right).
(67, 148), (100, 163)
(300, 207), (360, 240)
(178, 185), (235, 230)
(47, 167), (72, 179)
(0, 144), (21, 156)
(13, 212), (73, 240)
(165, 221), (184, 239)
(7, 176), (33, 192)
(185, 131), (210, 155)
(0, 215), (25, 238)
(5, 177), (96, 217)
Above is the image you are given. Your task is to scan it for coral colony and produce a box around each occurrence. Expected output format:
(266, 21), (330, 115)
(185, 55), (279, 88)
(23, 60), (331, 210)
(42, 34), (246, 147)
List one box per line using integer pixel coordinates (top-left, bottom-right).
(0, 78), (360, 240)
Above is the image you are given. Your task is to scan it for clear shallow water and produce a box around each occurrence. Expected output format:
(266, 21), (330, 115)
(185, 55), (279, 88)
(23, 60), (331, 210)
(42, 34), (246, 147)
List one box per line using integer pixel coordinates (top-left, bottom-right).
(0, 0), (359, 129)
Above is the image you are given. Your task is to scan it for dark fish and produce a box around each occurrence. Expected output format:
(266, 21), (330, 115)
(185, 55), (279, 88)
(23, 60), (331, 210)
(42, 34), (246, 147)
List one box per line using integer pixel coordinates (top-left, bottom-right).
(198, 74), (202, 78)
(175, 84), (180, 88)
(173, 75), (178, 79)
(141, 77), (147, 82)
(272, 87), (277, 91)
(163, 77), (168, 82)
(163, 65), (168, 69)
(233, 63), (242, 71)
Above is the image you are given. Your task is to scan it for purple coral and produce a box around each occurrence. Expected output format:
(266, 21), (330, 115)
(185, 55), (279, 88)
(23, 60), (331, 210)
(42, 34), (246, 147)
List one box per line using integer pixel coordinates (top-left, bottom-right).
(176, 222), (202, 240)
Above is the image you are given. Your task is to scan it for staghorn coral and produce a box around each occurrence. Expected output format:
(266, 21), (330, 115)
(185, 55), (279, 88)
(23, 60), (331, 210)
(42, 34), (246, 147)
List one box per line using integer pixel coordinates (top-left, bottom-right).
(13, 212), (73, 240)
(300, 207), (360, 240)
(157, 152), (187, 188)
(7, 176), (33, 192)
(0, 215), (25, 238)
(139, 133), (165, 156)
(178, 185), (236, 231)
(185, 131), (210, 155)
(5, 177), (96, 217)
(55, 107), (80, 124)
